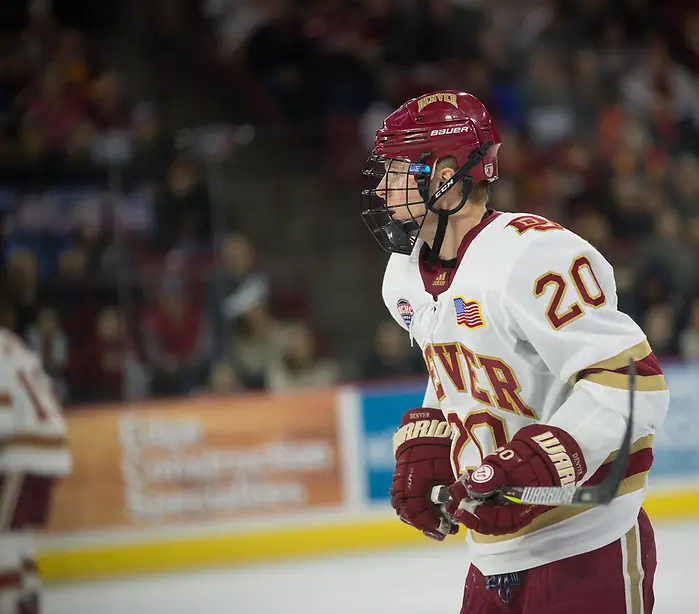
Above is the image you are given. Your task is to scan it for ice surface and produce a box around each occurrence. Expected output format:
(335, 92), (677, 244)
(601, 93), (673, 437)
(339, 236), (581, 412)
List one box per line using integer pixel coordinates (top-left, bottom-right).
(45, 521), (699, 614)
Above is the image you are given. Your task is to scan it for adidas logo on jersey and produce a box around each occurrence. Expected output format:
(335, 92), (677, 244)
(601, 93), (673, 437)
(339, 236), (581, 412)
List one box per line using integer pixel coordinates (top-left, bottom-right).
(433, 272), (448, 286)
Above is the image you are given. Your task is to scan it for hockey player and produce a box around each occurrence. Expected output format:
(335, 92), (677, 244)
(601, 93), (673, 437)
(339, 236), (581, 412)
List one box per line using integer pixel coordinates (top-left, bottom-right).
(361, 90), (669, 613)
(0, 328), (72, 614)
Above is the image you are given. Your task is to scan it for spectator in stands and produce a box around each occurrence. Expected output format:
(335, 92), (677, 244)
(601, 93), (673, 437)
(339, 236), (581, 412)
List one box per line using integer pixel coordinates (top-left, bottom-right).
(679, 298), (699, 360)
(76, 307), (134, 403)
(644, 302), (678, 359)
(4, 247), (41, 333)
(18, 0), (61, 75)
(265, 321), (339, 391)
(67, 211), (109, 274)
(0, 303), (17, 332)
(126, 102), (175, 189)
(361, 320), (424, 382)
(621, 38), (699, 137)
(52, 246), (98, 345)
(607, 176), (656, 243)
(517, 48), (576, 148)
(64, 113), (96, 160)
(642, 206), (697, 294)
(245, 1), (317, 126)
(207, 360), (245, 395)
(316, 10), (378, 180)
(26, 305), (68, 399)
(89, 69), (130, 130)
(153, 154), (212, 251)
(141, 277), (211, 397)
(205, 232), (270, 352)
(570, 48), (606, 136)
(670, 153), (699, 229)
(678, 9), (699, 74)
(53, 29), (89, 90)
(0, 36), (20, 135)
(229, 301), (291, 390)
(21, 62), (88, 153)
(202, 0), (270, 60)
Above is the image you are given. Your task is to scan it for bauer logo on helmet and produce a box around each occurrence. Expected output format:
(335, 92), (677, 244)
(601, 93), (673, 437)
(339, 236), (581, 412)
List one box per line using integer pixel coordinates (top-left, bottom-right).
(429, 126), (470, 137)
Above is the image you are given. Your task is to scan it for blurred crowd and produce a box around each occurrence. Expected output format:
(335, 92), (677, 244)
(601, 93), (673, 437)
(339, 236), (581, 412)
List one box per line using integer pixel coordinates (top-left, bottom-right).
(1, 0), (699, 406)
(202, 0), (699, 359)
(0, 0), (361, 405)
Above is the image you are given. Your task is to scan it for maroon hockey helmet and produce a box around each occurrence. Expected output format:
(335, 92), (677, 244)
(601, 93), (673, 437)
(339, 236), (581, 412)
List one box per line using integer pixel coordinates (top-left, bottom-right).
(361, 91), (501, 256)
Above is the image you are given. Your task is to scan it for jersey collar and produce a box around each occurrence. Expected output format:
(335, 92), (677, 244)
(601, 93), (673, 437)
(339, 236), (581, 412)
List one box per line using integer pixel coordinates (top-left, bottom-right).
(419, 209), (502, 299)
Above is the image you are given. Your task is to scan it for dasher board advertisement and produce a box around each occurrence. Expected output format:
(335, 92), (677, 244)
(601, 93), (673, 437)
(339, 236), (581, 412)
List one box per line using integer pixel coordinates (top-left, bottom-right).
(50, 390), (344, 533)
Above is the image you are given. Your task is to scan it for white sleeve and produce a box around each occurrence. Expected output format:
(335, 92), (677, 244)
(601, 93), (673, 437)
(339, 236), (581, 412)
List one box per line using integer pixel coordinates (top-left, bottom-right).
(503, 231), (669, 480)
(382, 257), (441, 412)
(381, 256), (410, 332)
(422, 380), (439, 408)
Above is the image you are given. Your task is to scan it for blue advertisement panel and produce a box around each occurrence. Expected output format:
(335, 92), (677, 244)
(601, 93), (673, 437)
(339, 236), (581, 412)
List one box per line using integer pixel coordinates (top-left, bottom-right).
(359, 382), (425, 503)
(649, 362), (699, 485)
(358, 363), (699, 504)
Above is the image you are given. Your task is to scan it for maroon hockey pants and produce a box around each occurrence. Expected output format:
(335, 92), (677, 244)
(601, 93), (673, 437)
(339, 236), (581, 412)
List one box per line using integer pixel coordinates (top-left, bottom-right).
(461, 508), (656, 614)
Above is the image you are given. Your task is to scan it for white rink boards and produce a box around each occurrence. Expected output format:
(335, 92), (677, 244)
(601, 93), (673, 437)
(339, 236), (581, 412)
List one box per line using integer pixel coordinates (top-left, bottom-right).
(46, 520), (699, 614)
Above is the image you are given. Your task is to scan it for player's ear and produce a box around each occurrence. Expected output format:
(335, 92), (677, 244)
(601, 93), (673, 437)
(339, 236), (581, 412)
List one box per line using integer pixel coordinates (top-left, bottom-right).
(438, 166), (455, 184)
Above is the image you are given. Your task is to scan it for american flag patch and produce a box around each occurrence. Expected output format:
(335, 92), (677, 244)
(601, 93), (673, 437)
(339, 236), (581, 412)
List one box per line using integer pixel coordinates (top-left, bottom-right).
(453, 297), (485, 328)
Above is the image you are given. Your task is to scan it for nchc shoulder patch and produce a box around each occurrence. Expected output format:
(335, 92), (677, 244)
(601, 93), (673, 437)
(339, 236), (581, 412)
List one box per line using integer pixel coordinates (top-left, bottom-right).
(396, 298), (414, 328)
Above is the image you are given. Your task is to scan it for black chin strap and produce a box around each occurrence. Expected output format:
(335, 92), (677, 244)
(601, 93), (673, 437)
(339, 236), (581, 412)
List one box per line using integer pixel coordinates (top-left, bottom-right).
(426, 175), (471, 265)
(428, 210), (451, 265)
(427, 208), (491, 266)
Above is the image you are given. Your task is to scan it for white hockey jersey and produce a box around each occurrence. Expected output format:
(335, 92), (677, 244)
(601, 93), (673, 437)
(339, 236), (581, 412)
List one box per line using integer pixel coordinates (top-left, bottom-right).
(382, 211), (669, 575)
(0, 329), (72, 477)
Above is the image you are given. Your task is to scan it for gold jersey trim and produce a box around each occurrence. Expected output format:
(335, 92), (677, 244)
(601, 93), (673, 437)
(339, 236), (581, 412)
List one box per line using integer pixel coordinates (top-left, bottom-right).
(568, 339), (653, 386)
(583, 371), (667, 392)
(601, 434), (653, 465)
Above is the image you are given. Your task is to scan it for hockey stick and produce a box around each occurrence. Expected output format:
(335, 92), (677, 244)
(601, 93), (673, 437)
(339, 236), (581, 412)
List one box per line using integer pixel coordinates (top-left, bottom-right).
(432, 358), (636, 509)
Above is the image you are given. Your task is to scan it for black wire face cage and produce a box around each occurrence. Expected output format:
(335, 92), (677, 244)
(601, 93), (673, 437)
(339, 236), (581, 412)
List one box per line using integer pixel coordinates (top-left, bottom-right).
(360, 154), (432, 255)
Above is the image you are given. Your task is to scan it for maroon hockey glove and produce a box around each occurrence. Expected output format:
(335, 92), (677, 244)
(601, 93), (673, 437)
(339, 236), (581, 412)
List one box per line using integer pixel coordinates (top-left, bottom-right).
(390, 407), (459, 541)
(445, 424), (587, 536)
